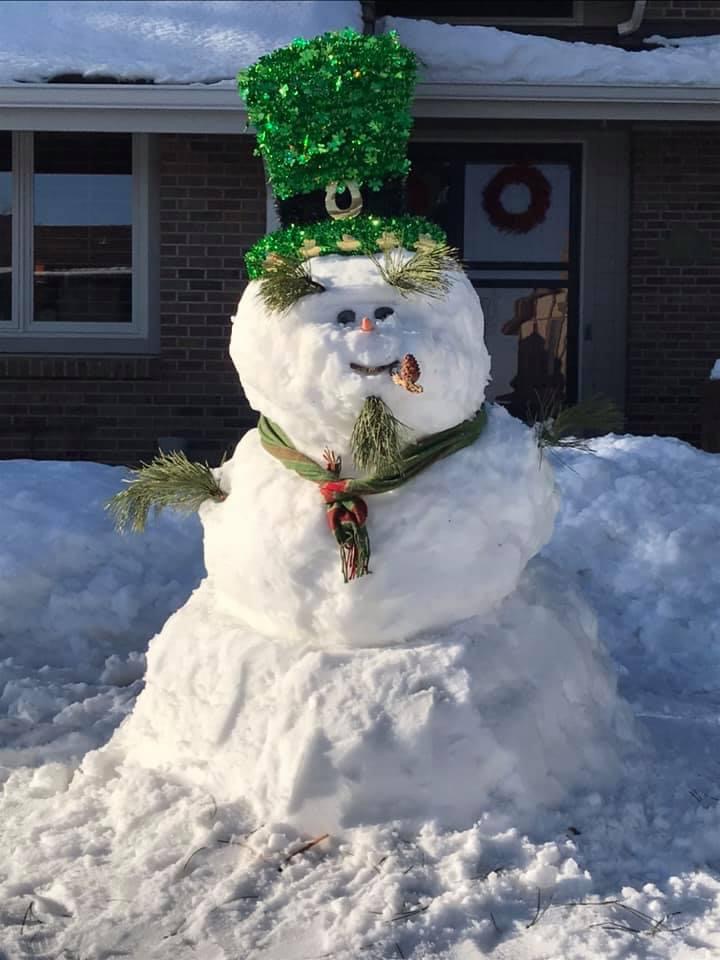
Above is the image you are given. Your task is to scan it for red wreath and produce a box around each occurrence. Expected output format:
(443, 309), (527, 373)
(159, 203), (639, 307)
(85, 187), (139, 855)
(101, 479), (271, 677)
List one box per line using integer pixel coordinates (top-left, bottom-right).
(482, 164), (552, 235)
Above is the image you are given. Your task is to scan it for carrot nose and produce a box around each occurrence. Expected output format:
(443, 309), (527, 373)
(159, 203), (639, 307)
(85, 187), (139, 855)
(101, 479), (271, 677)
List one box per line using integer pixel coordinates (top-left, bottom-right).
(360, 316), (375, 332)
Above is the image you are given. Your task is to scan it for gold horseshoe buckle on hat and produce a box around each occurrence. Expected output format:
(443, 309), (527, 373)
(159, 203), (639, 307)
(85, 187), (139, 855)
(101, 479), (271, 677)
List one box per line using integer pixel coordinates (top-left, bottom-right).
(324, 181), (363, 220)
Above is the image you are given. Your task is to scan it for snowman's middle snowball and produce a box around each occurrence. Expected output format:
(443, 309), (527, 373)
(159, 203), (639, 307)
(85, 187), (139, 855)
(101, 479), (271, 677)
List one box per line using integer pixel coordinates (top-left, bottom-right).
(206, 256), (558, 645)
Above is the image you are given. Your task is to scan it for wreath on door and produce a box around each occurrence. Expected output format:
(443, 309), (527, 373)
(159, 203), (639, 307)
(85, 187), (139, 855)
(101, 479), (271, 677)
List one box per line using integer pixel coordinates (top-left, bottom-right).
(482, 164), (552, 235)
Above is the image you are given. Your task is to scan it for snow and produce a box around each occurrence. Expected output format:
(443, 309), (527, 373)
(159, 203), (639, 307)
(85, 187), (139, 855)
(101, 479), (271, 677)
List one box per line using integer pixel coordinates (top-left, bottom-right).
(546, 434), (720, 695)
(2, 436), (720, 956)
(112, 559), (633, 831)
(4, 3), (720, 89)
(0, 1), (361, 85)
(387, 17), (720, 87)
(710, 359), (720, 380)
(0, 459), (204, 768)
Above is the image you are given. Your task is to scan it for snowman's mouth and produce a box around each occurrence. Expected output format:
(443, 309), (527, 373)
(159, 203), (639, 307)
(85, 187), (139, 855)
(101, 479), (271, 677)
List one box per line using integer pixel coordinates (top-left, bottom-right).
(349, 360), (399, 376)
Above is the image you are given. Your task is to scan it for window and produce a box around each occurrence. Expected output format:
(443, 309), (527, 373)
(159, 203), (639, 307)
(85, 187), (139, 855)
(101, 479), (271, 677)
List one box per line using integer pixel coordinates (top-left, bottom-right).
(0, 134), (10, 326)
(0, 132), (155, 352)
(375, 1), (578, 23)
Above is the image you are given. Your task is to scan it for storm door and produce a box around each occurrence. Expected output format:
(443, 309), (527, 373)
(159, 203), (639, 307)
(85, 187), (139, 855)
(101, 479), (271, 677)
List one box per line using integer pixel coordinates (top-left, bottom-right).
(408, 143), (581, 419)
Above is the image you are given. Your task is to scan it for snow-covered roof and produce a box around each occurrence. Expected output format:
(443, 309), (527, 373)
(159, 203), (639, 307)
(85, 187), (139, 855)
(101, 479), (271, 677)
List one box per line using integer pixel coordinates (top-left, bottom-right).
(3, 1), (720, 90)
(0, 0), (361, 85)
(388, 17), (720, 87)
(2, 1), (720, 133)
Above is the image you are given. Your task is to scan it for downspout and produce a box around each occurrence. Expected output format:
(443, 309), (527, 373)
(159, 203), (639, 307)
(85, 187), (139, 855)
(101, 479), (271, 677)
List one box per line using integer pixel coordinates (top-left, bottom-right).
(617, 0), (647, 36)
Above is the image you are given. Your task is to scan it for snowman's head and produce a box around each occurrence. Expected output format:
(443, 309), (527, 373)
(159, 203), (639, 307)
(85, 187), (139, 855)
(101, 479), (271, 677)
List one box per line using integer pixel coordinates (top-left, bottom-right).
(231, 253), (490, 462)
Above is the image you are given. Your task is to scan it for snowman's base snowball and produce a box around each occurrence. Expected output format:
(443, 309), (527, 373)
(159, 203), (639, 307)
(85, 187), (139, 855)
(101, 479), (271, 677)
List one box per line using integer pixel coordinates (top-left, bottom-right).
(106, 558), (634, 831)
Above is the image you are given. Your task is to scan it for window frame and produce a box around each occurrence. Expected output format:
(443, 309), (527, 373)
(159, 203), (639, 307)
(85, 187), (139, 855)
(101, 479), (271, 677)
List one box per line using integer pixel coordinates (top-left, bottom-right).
(0, 130), (157, 354)
(376, 0), (583, 26)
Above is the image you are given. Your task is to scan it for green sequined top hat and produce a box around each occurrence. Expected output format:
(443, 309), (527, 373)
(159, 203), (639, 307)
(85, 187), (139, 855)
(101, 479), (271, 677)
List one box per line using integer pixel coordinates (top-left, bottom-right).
(238, 29), (415, 206)
(238, 28), (447, 280)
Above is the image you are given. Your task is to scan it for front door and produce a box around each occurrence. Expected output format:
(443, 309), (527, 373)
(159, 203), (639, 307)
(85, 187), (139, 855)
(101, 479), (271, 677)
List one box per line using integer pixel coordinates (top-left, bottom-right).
(408, 143), (581, 420)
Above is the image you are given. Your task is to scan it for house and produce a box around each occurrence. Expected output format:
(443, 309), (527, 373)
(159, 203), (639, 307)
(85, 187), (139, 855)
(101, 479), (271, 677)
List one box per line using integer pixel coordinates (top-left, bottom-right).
(2, 0), (720, 463)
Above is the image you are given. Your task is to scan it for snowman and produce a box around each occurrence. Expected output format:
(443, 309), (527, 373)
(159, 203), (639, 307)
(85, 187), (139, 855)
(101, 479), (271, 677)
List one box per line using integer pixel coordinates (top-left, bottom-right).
(106, 30), (633, 831)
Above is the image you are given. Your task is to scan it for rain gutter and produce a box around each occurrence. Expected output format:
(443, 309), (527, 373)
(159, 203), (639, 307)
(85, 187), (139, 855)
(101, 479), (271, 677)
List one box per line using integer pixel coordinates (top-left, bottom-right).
(1, 80), (720, 131)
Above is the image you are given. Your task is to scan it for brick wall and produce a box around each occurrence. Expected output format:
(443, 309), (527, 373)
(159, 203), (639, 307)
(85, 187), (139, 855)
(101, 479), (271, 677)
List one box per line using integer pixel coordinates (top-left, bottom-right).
(646, 0), (720, 18)
(628, 125), (720, 444)
(0, 134), (266, 464)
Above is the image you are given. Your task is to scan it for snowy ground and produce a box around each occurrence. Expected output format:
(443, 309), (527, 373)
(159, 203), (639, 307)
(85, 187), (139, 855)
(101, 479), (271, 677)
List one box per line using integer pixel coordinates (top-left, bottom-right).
(2, 435), (720, 958)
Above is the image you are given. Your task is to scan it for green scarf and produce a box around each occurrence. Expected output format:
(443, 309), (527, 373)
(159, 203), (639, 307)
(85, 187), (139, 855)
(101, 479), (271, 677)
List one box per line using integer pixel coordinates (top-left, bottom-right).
(258, 407), (487, 582)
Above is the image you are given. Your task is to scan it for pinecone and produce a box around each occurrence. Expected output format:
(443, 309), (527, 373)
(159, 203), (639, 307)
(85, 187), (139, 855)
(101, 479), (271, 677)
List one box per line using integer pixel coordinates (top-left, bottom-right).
(400, 354), (421, 384)
(392, 353), (423, 394)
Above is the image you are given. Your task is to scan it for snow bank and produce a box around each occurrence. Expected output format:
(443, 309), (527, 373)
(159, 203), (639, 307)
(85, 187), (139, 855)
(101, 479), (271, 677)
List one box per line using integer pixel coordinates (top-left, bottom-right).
(387, 17), (720, 86)
(0, 459), (203, 673)
(546, 435), (720, 695)
(0, 459), (203, 767)
(0, 1), (361, 84)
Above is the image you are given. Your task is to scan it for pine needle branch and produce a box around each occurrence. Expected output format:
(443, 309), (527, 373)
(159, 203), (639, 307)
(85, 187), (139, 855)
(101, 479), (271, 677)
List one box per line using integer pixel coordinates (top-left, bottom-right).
(258, 253), (325, 313)
(106, 451), (226, 533)
(533, 391), (624, 454)
(373, 243), (462, 299)
(351, 396), (407, 474)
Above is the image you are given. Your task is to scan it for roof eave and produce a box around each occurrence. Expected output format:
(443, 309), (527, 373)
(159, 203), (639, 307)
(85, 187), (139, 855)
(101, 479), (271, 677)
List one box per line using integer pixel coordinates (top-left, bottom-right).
(1, 81), (720, 131)
(413, 82), (720, 121)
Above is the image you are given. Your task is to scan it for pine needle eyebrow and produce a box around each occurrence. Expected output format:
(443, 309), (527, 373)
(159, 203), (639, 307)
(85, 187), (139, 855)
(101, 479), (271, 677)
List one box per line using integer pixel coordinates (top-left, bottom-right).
(257, 254), (326, 314)
(373, 243), (462, 299)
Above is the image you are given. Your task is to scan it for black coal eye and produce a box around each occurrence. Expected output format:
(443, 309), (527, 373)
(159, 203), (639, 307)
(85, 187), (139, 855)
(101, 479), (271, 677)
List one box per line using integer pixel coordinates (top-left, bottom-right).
(337, 309), (356, 325)
(374, 306), (394, 320)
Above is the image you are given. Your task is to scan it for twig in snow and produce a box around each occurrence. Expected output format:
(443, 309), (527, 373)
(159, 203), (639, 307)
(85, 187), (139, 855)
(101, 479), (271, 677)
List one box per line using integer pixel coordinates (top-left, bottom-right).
(20, 901), (42, 936)
(590, 912), (686, 938)
(490, 911), (502, 934)
(558, 898), (629, 909)
(278, 833), (330, 871)
(390, 835), (425, 875)
(388, 904), (430, 923)
(373, 855), (389, 874)
(182, 824), (268, 876)
(394, 942), (406, 959)
(393, 834), (417, 848)
(689, 788), (720, 807)
(204, 793), (218, 823)
(558, 899), (687, 937)
(526, 888), (554, 928)
(181, 845), (211, 875)
(469, 864), (505, 881)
